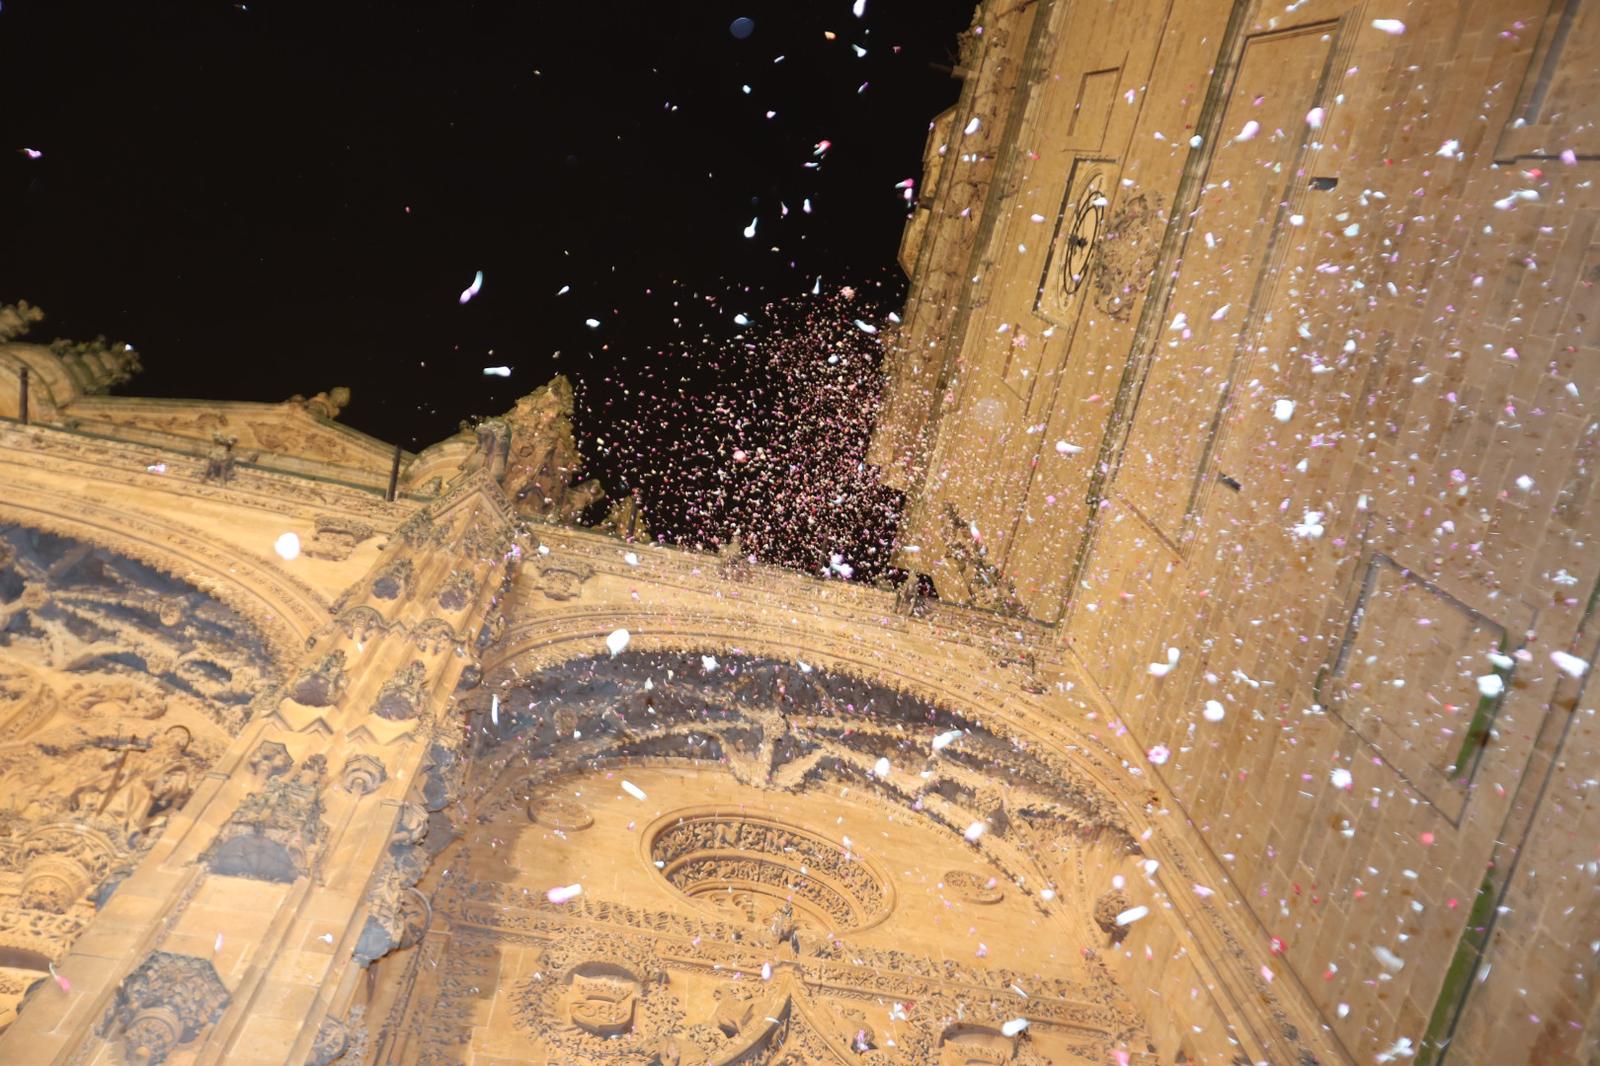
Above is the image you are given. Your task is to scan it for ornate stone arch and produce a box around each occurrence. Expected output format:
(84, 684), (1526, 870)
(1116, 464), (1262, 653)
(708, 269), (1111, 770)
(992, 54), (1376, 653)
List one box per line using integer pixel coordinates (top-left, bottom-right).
(481, 609), (1153, 835)
(0, 493), (326, 665)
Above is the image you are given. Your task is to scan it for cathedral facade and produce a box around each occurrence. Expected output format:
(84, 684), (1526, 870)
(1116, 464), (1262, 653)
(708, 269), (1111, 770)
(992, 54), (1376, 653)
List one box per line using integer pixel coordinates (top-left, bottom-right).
(0, 1), (1596, 1064)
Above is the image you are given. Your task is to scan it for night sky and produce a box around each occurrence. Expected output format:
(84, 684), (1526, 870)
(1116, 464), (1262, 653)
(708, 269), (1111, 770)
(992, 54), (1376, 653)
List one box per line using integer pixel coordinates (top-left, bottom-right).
(0, 0), (970, 431)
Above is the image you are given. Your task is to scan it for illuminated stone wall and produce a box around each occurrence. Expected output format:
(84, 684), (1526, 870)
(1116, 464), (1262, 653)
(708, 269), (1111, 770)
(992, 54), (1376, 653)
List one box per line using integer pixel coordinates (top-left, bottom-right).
(880, 1), (1599, 1062)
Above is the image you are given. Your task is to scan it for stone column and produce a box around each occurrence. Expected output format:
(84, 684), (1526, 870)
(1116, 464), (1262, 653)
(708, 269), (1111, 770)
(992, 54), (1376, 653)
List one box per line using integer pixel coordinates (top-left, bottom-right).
(0, 473), (521, 1065)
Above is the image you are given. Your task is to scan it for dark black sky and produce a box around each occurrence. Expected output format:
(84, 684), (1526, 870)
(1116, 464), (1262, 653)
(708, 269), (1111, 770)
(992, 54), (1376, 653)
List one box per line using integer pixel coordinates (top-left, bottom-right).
(0, 0), (971, 455)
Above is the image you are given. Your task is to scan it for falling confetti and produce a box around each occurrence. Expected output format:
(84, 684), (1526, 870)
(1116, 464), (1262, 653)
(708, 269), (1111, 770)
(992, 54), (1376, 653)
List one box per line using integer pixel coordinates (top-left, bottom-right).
(621, 780), (647, 801)
(606, 629), (631, 657)
(546, 883), (583, 904)
(458, 270), (483, 304)
(1551, 650), (1589, 678)
(274, 532), (300, 560)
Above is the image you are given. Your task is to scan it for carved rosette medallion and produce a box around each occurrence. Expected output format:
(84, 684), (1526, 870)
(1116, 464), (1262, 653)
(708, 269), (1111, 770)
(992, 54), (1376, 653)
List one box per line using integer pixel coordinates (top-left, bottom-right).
(513, 936), (683, 1064)
(644, 809), (895, 932)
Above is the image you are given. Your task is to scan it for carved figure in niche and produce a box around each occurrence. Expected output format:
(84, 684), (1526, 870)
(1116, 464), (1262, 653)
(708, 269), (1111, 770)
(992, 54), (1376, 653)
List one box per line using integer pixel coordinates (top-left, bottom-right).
(600, 491), (651, 542)
(288, 386), (351, 421)
(201, 434), (238, 483)
(372, 661), (428, 721)
(763, 900), (798, 950)
(288, 651), (347, 707)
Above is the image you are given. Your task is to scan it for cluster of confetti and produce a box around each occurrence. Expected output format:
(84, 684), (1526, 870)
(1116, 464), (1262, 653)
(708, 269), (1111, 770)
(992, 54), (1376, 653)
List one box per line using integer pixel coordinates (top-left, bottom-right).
(580, 283), (904, 581)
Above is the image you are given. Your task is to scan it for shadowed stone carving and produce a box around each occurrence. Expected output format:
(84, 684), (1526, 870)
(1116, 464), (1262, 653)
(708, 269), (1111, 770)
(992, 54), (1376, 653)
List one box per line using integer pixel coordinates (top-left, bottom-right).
(371, 661), (428, 721)
(204, 755), (327, 882)
(436, 568), (475, 612)
(289, 652), (348, 708)
(102, 952), (230, 1066)
(306, 1015), (349, 1066)
(353, 802), (430, 966)
(371, 557), (413, 600)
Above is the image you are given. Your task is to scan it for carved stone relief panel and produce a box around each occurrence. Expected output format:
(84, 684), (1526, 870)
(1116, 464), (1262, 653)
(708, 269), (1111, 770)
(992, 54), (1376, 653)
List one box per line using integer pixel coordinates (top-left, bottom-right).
(0, 525), (280, 1031)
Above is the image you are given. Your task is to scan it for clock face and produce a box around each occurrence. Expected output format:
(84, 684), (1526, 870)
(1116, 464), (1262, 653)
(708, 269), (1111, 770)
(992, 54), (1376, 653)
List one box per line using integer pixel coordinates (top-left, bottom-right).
(1060, 176), (1105, 298)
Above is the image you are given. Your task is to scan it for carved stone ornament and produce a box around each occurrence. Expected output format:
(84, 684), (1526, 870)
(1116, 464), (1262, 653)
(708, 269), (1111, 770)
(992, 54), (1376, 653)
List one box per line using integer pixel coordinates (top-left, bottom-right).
(1094, 891), (1131, 945)
(288, 651), (348, 708)
(303, 515), (375, 562)
(18, 822), (124, 914)
(528, 796), (594, 832)
(531, 557), (595, 601)
(0, 299), (45, 341)
(1091, 190), (1163, 321)
(371, 660), (429, 721)
(647, 811), (894, 932)
(944, 869), (1005, 905)
(340, 753), (387, 795)
(334, 606), (387, 645)
(371, 557), (413, 601)
(306, 1015), (349, 1066)
(204, 755), (327, 883)
(436, 568), (476, 612)
(493, 376), (606, 523)
(102, 951), (230, 1066)
(248, 740), (294, 778)
(409, 617), (458, 656)
(513, 935), (683, 1064)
